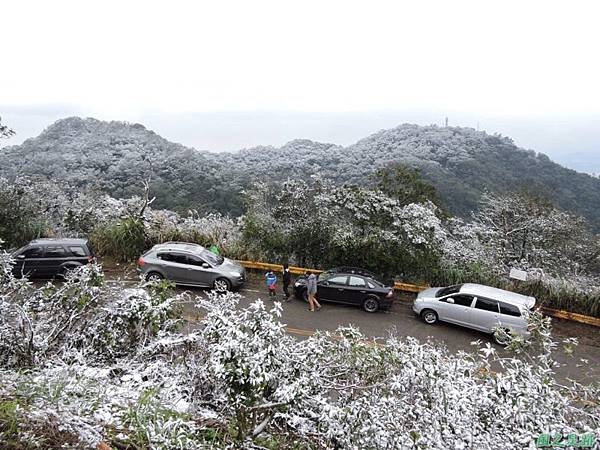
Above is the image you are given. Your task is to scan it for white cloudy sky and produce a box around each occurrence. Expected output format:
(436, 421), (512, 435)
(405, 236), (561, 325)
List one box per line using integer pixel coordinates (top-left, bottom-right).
(1, 0), (599, 171)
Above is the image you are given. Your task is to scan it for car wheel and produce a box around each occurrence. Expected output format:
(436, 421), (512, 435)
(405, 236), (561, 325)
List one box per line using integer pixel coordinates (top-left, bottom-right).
(492, 328), (511, 346)
(59, 265), (78, 278)
(363, 297), (379, 313)
(146, 272), (164, 283)
(421, 309), (438, 325)
(214, 278), (231, 292)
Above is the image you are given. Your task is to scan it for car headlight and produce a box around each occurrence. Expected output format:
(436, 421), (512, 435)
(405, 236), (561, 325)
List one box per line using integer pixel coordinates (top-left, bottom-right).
(294, 282), (301, 287)
(229, 271), (241, 277)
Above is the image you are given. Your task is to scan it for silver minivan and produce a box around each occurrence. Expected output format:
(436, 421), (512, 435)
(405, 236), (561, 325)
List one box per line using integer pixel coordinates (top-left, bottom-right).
(137, 242), (246, 291)
(412, 283), (535, 345)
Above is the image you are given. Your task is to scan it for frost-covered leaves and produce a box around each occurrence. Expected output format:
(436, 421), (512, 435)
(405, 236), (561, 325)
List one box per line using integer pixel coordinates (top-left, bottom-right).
(0, 262), (182, 367)
(1, 267), (599, 449)
(243, 178), (446, 278)
(192, 293), (302, 441)
(0, 361), (204, 450)
(471, 191), (600, 277)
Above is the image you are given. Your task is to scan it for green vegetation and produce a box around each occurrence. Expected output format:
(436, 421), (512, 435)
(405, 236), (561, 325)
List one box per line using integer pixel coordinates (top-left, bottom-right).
(0, 179), (48, 248)
(91, 217), (148, 262)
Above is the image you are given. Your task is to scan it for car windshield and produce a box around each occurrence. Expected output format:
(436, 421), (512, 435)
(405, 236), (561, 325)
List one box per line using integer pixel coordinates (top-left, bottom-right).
(436, 284), (463, 297)
(12, 245), (27, 256)
(201, 250), (224, 266)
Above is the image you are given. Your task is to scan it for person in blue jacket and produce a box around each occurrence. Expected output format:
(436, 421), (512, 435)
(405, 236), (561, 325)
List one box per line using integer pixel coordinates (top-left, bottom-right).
(266, 270), (277, 298)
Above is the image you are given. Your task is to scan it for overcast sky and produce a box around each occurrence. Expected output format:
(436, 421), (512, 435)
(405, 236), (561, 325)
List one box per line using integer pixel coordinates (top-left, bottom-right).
(1, 1), (599, 172)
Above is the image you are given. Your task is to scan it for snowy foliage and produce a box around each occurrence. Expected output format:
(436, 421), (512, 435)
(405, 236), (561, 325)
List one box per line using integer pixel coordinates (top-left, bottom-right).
(243, 178), (445, 278)
(0, 176), (244, 262)
(3, 117), (600, 231)
(1, 241), (599, 448)
(0, 251), (182, 368)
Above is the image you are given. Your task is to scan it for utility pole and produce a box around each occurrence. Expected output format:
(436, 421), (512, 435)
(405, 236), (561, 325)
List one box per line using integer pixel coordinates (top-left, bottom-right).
(445, 117), (448, 127)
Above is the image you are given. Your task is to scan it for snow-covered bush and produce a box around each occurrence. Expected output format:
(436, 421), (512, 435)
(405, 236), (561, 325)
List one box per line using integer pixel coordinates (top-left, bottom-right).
(0, 253), (181, 367)
(1, 260), (599, 448)
(242, 178), (446, 280)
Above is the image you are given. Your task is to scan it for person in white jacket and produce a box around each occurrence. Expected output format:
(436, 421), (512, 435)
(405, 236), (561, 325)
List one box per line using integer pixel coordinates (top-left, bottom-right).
(306, 271), (322, 312)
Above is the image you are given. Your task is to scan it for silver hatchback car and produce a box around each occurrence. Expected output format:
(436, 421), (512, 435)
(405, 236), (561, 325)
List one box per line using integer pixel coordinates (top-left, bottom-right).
(412, 283), (535, 345)
(137, 242), (246, 291)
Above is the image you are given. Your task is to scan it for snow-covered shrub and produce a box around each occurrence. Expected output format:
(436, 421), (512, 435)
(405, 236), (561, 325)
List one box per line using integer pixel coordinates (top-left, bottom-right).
(0, 260), (181, 367)
(191, 292), (304, 443)
(1, 263), (599, 449)
(0, 360), (204, 450)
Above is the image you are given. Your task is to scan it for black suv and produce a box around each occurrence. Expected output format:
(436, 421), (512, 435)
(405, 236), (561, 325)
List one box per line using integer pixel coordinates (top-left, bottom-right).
(293, 267), (395, 313)
(11, 238), (95, 279)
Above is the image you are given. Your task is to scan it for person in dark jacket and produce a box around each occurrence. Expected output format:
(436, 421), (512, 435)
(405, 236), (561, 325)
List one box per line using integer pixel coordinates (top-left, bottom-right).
(282, 263), (292, 301)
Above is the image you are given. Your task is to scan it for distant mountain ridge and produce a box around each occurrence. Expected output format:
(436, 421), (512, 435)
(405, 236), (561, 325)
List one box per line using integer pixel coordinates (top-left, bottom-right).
(2, 117), (600, 230)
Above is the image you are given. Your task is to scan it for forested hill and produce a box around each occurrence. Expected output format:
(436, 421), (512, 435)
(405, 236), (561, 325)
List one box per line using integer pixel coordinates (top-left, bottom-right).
(222, 125), (600, 224)
(0, 117), (244, 214)
(2, 117), (600, 229)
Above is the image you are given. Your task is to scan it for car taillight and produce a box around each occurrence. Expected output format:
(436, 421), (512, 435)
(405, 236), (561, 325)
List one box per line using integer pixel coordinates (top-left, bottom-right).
(137, 257), (145, 266)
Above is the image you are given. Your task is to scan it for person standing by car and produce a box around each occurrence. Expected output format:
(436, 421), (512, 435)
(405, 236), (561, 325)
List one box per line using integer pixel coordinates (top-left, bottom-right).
(282, 263), (292, 301)
(209, 243), (220, 256)
(306, 271), (321, 311)
(266, 270), (277, 298)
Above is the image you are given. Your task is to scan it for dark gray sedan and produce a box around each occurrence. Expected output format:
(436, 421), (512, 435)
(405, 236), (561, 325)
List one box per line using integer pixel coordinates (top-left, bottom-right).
(137, 242), (246, 291)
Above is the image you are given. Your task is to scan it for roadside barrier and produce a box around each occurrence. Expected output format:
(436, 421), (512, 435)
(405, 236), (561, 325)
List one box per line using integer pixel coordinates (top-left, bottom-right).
(236, 260), (600, 328)
(539, 307), (600, 328)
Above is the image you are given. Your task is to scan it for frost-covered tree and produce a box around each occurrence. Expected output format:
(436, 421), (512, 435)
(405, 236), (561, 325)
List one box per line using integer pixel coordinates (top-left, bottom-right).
(374, 163), (441, 208)
(0, 177), (49, 246)
(243, 177), (446, 279)
(471, 191), (600, 277)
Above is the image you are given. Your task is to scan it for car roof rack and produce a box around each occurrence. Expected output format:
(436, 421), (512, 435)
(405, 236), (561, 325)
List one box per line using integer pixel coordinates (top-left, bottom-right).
(329, 266), (377, 278)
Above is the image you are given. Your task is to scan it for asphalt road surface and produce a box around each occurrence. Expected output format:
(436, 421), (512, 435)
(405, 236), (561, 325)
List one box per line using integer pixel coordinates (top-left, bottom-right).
(177, 279), (600, 385)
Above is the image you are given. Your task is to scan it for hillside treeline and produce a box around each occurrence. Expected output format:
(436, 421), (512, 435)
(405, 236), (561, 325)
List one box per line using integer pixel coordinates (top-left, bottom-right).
(2, 117), (600, 230)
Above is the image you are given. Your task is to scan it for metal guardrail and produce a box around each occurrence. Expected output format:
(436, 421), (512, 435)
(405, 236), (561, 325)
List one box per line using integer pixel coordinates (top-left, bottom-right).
(540, 307), (600, 327)
(236, 260), (600, 328)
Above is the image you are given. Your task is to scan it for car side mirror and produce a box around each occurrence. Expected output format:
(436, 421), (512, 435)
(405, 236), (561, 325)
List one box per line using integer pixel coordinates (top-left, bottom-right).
(16, 254), (25, 260)
(446, 298), (455, 304)
(201, 262), (210, 269)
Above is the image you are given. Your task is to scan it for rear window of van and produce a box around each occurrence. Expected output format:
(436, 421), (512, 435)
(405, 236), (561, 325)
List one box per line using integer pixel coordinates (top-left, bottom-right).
(499, 302), (521, 317)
